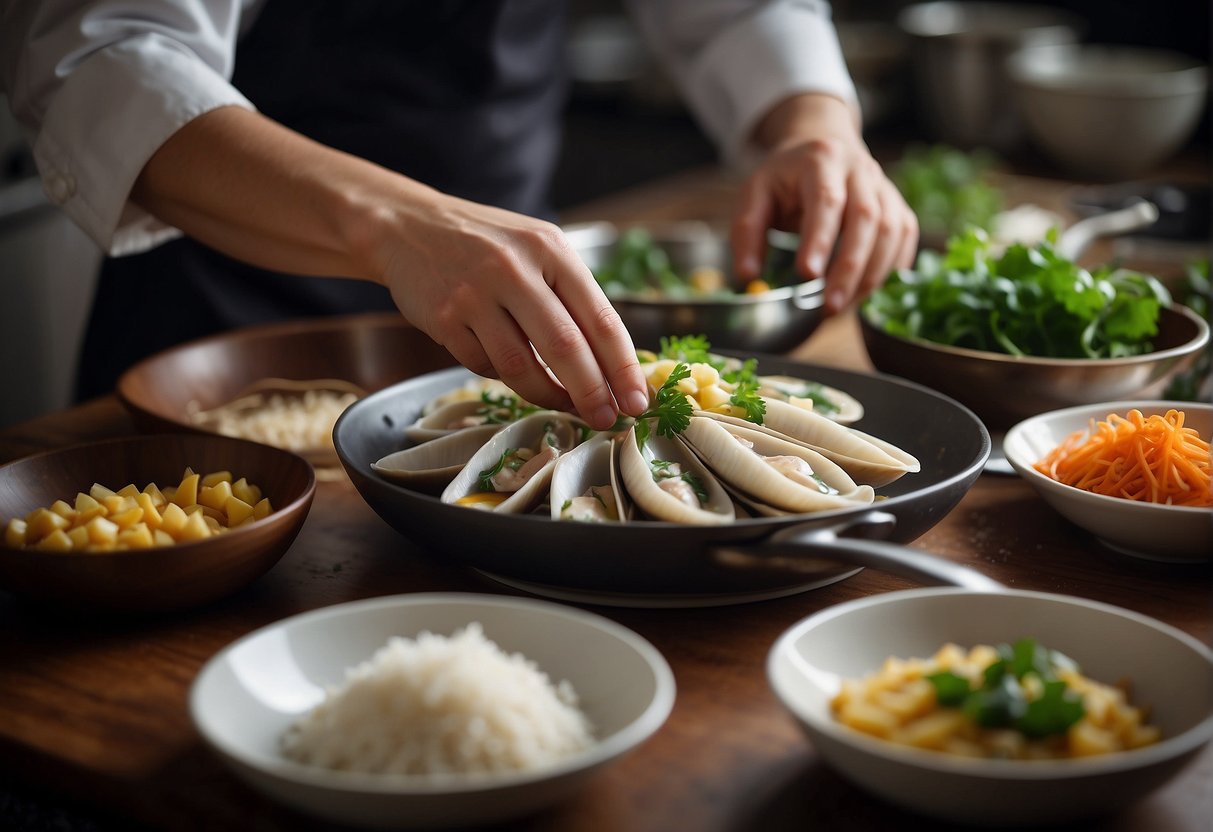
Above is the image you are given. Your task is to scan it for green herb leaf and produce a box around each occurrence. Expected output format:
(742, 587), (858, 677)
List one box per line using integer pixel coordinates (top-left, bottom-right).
(724, 359), (766, 424)
(477, 450), (512, 491)
(926, 670), (971, 706)
(636, 363), (693, 447)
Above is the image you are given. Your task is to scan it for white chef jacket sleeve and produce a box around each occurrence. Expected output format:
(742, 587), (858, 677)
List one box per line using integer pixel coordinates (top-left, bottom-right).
(0, 0), (255, 256)
(624, 0), (858, 164)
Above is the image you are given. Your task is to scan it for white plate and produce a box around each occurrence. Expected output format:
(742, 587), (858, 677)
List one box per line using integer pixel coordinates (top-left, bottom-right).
(768, 588), (1213, 826)
(190, 593), (675, 829)
(1003, 400), (1212, 562)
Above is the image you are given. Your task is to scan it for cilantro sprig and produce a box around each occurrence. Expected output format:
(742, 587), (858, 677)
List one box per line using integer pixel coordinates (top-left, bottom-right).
(657, 335), (725, 370)
(863, 228), (1172, 359)
(926, 638), (1085, 739)
(721, 358), (766, 424)
(635, 363), (693, 448)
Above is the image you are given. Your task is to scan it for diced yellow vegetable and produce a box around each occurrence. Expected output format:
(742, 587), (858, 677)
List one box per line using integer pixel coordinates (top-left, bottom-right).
(135, 493), (163, 529)
(109, 506), (145, 530)
(35, 528), (73, 552)
(116, 483), (140, 498)
(118, 523), (155, 549)
(224, 495), (255, 526)
(231, 477), (261, 505)
(25, 508), (69, 542)
(152, 529), (175, 547)
(86, 516), (119, 545)
(142, 482), (167, 506)
(201, 470), (232, 488)
(198, 480), (233, 511)
(89, 483), (117, 502)
(173, 473), (200, 508)
(5, 518), (27, 548)
(253, 497), (273, 519)
(159, 502), (189, 537)
(67, 526), (90, 549)
(179, 510), (212, 542)
(50, 499), (75, 519)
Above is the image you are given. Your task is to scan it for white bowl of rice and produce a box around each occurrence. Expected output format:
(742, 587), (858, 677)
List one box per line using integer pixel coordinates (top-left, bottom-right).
(190, 593), (675, 829)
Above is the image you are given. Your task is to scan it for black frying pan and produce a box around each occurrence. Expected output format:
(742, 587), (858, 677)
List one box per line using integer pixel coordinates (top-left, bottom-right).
(333, 354), (991, 606)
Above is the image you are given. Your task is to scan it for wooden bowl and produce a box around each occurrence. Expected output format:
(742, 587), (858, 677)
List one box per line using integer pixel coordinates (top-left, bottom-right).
(0, 434), (316, 612)
(116, 313), (458, 467)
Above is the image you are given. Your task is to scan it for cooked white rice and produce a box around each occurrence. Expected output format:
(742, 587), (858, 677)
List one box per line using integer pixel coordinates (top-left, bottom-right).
(280, 623), (595, 777)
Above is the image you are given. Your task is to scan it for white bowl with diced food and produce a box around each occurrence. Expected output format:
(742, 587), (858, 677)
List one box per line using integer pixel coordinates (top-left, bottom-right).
(767, 588), (1213, 827)
(190, 593), (675, 829)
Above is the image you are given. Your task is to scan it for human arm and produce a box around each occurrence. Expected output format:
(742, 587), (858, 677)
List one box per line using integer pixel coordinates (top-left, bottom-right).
(625, 0), (918, 311)
(0, 0), (647, 427)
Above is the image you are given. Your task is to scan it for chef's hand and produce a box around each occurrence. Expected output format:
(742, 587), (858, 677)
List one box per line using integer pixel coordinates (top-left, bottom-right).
(730, 93), (918, 314)
(376, 192), (650, 430)
(130, 107), (647, 430)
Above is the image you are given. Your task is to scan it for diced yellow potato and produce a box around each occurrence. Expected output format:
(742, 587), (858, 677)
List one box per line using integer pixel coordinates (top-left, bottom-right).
(135, 493), (163, 529)
(67, 526), (90, 549)
(689, 362), (720, 390)
(1069, 721), (1117, 757)
(198, 480), (233, 512)
(35, 528), (73, 552)
(74, 492), (104, 514)
(153, 529), (175, 547)
(89, 483), (117, 502)
(109, 505), (145, 530)
(874, 679), (935, 721)
(894, 710), (970, 750)
(696, 384), (732, 411)
(253, 497), (273, 520)
(202, 515), (222, 533)
(102, 494), (137, 514)
(118, 523), (154, 549)
(159, 502), (189, 537)
(25, 508), (69, 542)
(142, 482), (167, 507)
(86, 516), (120, 545)
(837, 701), (900, 738)
(183, 503), (205, 516)
(116, 483), (140, 498)
(224, 495), (255, 526)
(172, 473), (200, 508)
(231, 477), (261, 505)
(49, 499), (75, 519)
(201, 470), (232, 488)
(178, 510), (212, 542)
(5, 517), (27, 548)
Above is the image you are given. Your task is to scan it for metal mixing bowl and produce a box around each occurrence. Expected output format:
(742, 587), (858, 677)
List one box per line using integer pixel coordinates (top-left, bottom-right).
(564, 221), (825, 354)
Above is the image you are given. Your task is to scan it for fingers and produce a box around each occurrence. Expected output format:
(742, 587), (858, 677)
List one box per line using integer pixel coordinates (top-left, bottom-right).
(467, 308), (575, 416)
(793, 141), (848, 287)
(730, 175), (775, 281)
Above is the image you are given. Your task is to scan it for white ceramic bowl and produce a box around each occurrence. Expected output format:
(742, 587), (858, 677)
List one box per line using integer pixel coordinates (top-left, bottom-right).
(1008, 44), (1209, 180)
(768, 588), (1213, 827)
(1003, 401), (1212, 562)
(190, 593), (675, 829)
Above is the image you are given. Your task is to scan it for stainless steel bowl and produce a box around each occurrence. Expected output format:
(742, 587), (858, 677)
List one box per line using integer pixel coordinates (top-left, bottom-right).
(859, 304), (1210, 432)
(564, 221), (825, 353)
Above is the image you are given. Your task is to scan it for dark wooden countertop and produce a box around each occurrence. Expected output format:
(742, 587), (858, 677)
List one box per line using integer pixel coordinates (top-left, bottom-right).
(1, 164), (1210, 832)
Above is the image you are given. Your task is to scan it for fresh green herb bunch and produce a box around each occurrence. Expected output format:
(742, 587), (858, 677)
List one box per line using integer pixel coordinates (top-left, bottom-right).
(863, 228), (1172, 359)
(593, 228), (699, 299)
(927, 638), (1085, 739)
(635, 363), (693, 449)
(892, 144), (1003, 238)
(1164, 259), (1210, 401)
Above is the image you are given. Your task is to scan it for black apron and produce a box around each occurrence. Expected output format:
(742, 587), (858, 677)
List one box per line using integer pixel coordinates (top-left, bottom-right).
(76, 0), (567, 400)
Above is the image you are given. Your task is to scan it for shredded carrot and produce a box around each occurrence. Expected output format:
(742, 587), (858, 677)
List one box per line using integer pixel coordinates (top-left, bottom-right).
(1034, 409), (1213, 507)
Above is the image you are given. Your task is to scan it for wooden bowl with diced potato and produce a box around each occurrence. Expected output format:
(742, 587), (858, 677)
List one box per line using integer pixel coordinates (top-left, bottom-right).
(0, 434), (315, 613)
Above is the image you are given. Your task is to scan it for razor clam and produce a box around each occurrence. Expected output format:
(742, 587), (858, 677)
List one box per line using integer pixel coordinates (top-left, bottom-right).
(404, 391), (538, 443)
(618, 424), (735, 525)
(700, 398), (919, 487)
(681, 417), (875, 514)
(421, 376), (517, 416)
(549, 433), (629, 523)
(371, 424), (501, 494)
(441, 411), (589, 513)
(756, 375), (864, 424)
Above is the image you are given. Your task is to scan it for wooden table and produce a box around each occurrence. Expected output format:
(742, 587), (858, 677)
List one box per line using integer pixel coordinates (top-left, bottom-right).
(2, 166), (1211, 832)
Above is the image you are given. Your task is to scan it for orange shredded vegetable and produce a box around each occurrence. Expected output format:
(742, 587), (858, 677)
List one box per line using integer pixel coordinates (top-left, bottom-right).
(1034, 409), (1213, 507)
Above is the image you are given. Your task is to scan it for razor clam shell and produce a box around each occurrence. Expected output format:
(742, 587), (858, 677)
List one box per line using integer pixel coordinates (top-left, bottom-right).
(421, 376), (516, 416)
(681, 417), (875, 514)
(372, 424), (501, 494)
(618, 425), (735, 525)
(756, 375), (864, 424)
(404, 400), (497, 443)
(549, 433), (629, 522)
(441, 411), (588, 513)
(699, 398), (919, 487)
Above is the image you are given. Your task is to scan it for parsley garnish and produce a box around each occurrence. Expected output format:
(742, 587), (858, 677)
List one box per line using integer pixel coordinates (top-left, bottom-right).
(721, 358), (766, 424)
(657, 335), (725, 370)
(926, 638), (1085, 739)
(635, 363), (693, 448)
(477, 449), (512, 491)
(478, 391), (540, 424)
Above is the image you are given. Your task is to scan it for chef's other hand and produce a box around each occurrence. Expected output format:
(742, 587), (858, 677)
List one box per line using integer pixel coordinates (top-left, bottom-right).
(730, 94), (918, 314)
(379, 193), (650, 430)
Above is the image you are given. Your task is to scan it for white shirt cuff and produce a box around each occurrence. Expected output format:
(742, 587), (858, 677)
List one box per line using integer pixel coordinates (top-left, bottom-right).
(32, 33), (254, 256)
(683, 2), (858, 164)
